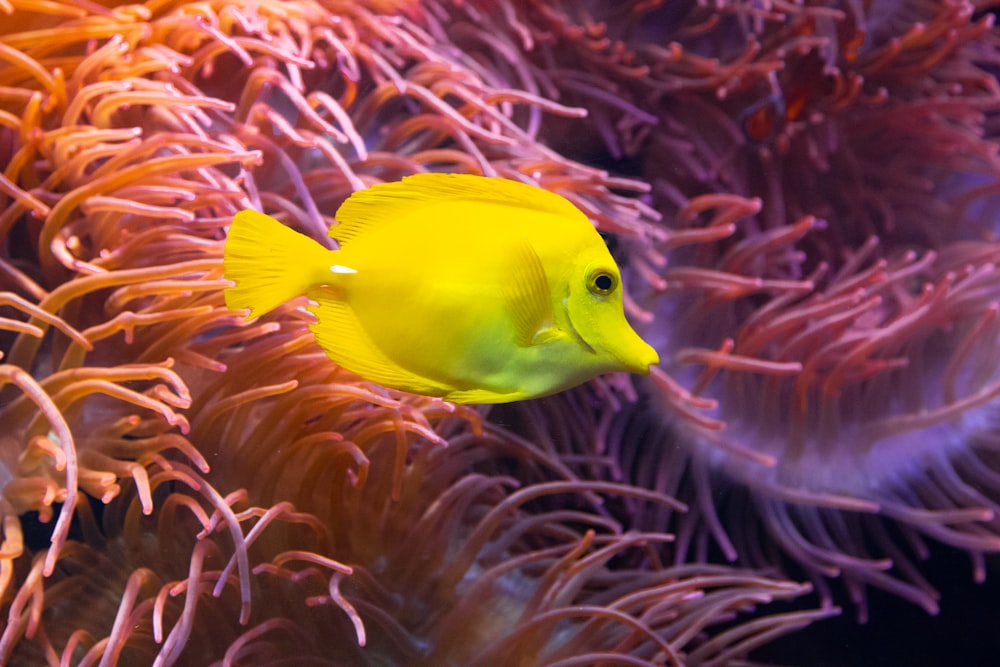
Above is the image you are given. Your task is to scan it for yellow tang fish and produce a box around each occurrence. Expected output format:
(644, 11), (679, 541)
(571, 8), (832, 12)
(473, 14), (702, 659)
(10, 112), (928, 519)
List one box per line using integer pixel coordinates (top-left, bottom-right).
(223, 173), (658, 403)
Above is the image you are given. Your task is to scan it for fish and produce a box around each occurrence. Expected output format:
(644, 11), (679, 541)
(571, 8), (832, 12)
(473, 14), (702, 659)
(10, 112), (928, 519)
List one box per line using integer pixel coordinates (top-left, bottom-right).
(223, 173), (659, 403)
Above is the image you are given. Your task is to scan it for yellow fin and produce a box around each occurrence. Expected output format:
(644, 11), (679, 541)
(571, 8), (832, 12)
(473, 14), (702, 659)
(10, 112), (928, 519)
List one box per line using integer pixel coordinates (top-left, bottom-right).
(224, 210), (339, 319)
(330, 173), (583, 245)
(444, 388), (528, 404)
(501, 240), (554, 347)
(308, 294), (449, 396)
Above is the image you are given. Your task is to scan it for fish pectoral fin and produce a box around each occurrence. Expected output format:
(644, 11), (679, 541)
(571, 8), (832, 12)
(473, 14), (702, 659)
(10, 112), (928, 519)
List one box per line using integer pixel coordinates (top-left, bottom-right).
(501, 240), (553, 347)
(308, 295), (448, 396)
(530, 327), (567, 346)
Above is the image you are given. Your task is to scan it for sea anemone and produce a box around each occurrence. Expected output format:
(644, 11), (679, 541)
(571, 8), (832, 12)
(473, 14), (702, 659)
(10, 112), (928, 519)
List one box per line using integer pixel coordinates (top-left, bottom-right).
(0, 0), (828, 664)
(456, 0), (1000, 632)
(646, 0), (1000, 620)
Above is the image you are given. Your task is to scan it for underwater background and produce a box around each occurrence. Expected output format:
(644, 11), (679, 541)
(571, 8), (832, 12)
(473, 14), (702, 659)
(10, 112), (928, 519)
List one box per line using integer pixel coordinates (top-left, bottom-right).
(2, 0), (1000, 665)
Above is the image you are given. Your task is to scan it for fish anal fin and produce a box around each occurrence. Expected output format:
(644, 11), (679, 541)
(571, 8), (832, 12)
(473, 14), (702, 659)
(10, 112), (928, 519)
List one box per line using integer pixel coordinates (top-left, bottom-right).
(501, 240), (553, 347)
(443, 388), (528, 404)
(308, 294), (448, 397)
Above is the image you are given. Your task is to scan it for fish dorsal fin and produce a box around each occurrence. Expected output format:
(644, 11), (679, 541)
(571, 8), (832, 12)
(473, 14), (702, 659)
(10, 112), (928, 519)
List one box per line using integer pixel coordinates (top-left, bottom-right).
(501, 240), (554, 347)
(330, 173), (583, 245)
(308, 292), (450, 397)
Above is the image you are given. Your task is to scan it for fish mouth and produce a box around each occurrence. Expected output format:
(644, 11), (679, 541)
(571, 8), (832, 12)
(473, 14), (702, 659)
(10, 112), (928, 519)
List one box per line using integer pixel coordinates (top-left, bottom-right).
(617, 339), (659, 374)
(608, 320), (659, 374)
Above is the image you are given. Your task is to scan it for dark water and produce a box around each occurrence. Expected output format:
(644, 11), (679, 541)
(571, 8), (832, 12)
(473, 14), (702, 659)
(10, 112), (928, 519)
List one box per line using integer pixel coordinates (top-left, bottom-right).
(752, 545), (1000, 667)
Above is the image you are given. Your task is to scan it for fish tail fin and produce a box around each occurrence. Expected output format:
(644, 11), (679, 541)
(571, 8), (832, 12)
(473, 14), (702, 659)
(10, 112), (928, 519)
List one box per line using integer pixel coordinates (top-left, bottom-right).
(224, 210), (336, 319)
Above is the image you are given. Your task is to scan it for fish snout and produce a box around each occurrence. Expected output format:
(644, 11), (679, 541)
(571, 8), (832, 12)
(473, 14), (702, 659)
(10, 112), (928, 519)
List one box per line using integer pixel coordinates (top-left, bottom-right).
(613, 332), (659, 375)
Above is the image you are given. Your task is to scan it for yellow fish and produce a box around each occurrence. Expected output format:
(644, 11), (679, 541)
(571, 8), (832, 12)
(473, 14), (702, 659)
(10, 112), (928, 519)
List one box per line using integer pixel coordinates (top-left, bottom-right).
(223, 173), (658, 403)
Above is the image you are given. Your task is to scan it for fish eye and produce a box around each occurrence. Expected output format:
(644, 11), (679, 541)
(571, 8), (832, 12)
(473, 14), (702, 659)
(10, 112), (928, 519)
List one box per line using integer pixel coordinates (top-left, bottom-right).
(587, 269), (618, 296)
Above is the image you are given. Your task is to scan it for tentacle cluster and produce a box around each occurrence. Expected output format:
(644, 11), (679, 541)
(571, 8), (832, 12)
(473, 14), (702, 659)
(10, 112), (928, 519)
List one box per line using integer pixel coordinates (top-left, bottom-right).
(449, 0), (1000, 618)
(0, 0), (824, 664)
